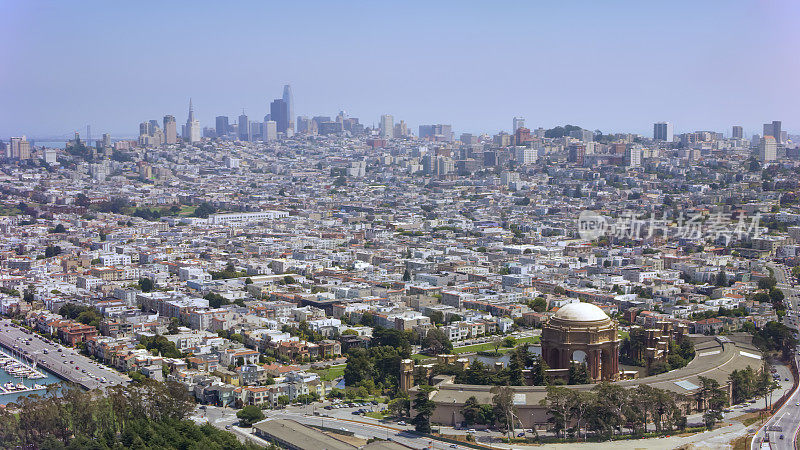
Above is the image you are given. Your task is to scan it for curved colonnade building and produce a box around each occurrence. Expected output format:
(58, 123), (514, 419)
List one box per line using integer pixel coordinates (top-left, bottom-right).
(405, 303), (764, 429)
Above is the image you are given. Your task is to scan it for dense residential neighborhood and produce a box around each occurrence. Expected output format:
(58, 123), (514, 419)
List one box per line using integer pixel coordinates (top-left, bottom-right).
(1, 114), (800, 448)
(2, 2), (800, 446)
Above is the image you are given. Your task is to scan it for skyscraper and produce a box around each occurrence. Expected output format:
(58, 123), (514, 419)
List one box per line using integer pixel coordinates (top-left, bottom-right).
(394, 120), (409, 138)
(764, 120), (782, 144)
(163, 115), (177, 144)
(282, 84), (294, 133)
(731, 126), (743, 139)
(380, 115), (394, 139)
(296, 116), (310, 134)
(139, 120), (164, 146)
(9, 136), (31, 160)
(270, 99), (288, 133)
(183, 99), (201, 143)
(264, 120), (277, 141)
(513, 117), (525, 133)
(239, 112), (250, 141)
(653, 122), (673, 141)
(418, 124), (453, 142)
(515, 127), (532, 145)
(216, 116), (229, 137)
(759, 136), (777, 161)
(249, 121), (262, 140)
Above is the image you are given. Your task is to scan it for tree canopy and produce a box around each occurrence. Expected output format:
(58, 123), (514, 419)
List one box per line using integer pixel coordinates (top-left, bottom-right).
(0, 382), (259, 450)
(544, 124), (583, 139)
(236, 405), (265, 427)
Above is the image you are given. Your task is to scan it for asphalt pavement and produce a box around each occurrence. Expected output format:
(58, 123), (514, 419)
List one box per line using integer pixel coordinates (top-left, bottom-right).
(752, 263), (800, 450)
(0, 318), (128, 390)
(751, 356), (800, 450)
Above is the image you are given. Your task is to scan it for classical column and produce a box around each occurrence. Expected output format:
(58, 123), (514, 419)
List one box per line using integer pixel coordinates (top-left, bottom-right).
(596, 350), (602, 380)
(593, 350), (601, 380)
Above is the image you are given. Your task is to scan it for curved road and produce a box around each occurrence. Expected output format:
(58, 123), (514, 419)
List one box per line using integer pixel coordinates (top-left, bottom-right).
(752, 263), (800, 450)
(751, 355), (799, 450)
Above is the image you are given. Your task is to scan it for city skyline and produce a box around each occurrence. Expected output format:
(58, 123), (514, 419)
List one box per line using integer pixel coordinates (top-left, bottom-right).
(4, 2), (800, 449)
(2, 1), (799, 137)
(4, 91), (796, 142)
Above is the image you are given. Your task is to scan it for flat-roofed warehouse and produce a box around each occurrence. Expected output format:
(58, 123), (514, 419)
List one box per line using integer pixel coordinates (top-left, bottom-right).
(252, 419), (356, 450)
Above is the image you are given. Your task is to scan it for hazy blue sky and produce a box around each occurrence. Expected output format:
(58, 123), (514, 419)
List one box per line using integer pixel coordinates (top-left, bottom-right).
(1, 0), (798, 138)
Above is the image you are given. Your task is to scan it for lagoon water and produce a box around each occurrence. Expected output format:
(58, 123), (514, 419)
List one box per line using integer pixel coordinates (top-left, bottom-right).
(0, 350), (63, 405)
(468, 344), (543, 367)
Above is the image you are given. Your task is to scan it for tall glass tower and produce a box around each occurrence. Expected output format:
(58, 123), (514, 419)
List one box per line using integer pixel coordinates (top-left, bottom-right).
(282, 84), (294, 133)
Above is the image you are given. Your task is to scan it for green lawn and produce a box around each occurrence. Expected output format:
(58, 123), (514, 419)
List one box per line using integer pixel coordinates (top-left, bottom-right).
(0, 207), (22, 216)
(452, 335), (540, 354)
(311, 364), (345, 381)
(364, 411), (387, 419)
(177, 205), (197, 216)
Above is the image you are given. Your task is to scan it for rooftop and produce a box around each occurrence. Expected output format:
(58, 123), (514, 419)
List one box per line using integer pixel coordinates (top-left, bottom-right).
(552, 302), (610, 322)
(253, 419), (355, 450)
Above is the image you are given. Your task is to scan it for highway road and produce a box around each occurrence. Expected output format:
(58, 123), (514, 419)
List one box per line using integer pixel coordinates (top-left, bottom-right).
(767, 262), (800, 329)
(0, 318), (128, 390)
(751, 356), (800, 450)
(752, 262), (800, 450)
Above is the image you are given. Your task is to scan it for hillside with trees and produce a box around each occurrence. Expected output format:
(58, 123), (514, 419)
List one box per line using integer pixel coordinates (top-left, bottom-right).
(0, 382), (260, 450)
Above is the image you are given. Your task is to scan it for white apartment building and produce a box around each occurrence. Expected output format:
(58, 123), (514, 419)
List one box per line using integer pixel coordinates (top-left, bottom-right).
(99, 253), (132, 266)
(208, 210), (289, 225)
